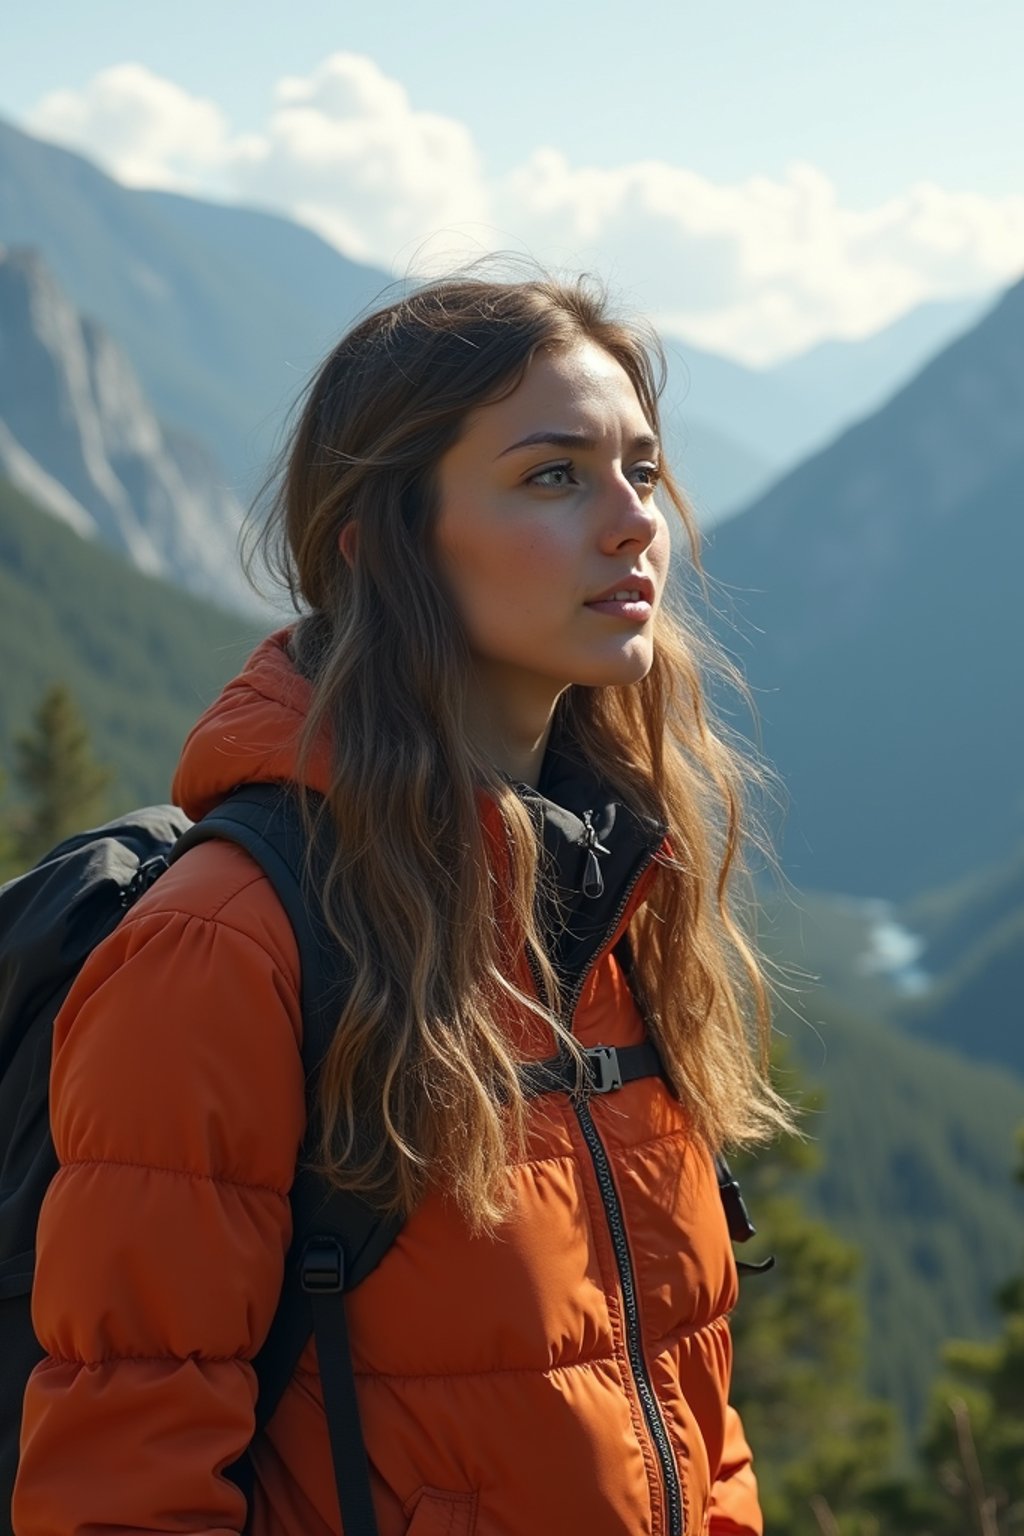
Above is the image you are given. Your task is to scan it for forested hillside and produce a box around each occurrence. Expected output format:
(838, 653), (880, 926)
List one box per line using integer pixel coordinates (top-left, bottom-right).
(782, 993), (1024, 1429)
(0, 476), (264, 808)
(893, 845), (1024, 1077)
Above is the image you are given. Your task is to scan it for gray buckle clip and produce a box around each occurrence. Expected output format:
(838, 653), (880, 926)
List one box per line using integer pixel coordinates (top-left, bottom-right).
(585, 1045), (622, 1094)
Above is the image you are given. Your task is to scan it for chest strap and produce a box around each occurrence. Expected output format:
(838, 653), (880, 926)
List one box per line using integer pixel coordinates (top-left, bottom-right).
(518, 1042), (766, 1259)
(518, 1039), (667, 1099)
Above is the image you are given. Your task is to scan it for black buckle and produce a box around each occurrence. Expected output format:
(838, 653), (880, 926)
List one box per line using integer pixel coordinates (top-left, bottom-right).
(120, 855), (169, 910)
(585, 1046), (622, 1094)
(717, 1169), (757, 1244)
(737, 1256), (776, 1275)
(301, 1237), (345, 1293)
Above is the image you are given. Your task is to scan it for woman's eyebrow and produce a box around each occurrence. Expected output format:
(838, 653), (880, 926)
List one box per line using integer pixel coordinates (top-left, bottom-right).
(496, 430), (660, 459)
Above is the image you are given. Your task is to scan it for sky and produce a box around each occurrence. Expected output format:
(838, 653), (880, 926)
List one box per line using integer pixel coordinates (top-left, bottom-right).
(5, 0), (1023, 365)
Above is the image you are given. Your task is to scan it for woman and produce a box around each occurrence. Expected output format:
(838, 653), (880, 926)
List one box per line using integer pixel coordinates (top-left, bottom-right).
(15, 274), (792, 1535)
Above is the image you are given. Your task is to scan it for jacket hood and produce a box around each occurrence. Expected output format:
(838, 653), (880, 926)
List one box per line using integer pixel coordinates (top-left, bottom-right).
(173, 628), (329, 819)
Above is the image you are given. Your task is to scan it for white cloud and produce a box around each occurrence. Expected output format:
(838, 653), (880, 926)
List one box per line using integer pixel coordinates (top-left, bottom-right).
(229, 54), (490, 266)
(497, 154), (1024, 362)
(24, 58), (1024, 363)
(27, 64), (243, 191)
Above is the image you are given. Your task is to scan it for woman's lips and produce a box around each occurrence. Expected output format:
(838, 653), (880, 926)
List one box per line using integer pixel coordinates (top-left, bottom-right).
(586, 575), (655, 605)
(584, 597), (653, 623)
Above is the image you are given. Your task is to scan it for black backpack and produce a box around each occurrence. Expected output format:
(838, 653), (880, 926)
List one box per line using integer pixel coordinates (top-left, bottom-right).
(0, 785), (403, 1535)
(0, 783), (761, 1536)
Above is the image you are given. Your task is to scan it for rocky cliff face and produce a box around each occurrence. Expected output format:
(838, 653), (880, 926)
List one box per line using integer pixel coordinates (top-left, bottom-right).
(0, 244), (256, 613)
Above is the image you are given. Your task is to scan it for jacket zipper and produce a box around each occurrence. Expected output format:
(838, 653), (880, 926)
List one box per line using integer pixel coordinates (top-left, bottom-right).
(527, 852), (685, 1536)
(573, 1097), (684, 1536)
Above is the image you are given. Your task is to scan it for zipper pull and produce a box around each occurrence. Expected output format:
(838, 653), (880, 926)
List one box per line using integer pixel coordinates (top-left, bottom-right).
(580, 810), (611, 898)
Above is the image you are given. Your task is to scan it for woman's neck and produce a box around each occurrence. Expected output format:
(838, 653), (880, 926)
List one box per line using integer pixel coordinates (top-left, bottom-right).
(462, 671), (566, 788)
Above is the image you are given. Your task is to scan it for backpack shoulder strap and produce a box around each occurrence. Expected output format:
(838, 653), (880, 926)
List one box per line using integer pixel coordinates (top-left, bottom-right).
(172, 785), (393, 1535)
(172, 784), (337, 1068)
(171, 779), (406, 1270)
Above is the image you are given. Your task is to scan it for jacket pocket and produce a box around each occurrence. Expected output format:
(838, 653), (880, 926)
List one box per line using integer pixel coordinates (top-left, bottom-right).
(403, 1486), (477, 1536)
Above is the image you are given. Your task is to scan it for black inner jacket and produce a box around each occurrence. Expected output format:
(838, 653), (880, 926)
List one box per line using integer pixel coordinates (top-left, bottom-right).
(507, 726), (667, 998)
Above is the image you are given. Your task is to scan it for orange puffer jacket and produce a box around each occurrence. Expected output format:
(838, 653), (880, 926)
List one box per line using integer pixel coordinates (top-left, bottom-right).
(15, 630), (762, 1536)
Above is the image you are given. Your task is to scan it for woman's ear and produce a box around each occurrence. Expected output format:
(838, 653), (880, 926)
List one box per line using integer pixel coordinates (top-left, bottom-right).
(338, 521), (358, 568)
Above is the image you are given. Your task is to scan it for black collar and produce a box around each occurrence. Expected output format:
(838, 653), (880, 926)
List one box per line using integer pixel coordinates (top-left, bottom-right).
(508, 732), (666, 999)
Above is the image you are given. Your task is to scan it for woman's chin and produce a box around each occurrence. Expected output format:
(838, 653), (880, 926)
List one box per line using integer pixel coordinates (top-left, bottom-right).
(569, 644), (656, 689)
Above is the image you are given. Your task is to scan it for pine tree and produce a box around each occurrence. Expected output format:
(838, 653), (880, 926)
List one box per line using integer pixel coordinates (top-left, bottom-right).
(728, 1057), (900, 1535)
(11, 683), (113, 867)
(909, 1128), (1024, 1534)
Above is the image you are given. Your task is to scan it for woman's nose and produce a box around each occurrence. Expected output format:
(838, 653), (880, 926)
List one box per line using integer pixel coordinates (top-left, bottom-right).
(600, 474), (662, 551)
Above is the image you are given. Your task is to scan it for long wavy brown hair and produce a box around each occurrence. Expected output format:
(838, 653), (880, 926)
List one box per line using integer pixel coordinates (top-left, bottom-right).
(248, 268), (795, 1232)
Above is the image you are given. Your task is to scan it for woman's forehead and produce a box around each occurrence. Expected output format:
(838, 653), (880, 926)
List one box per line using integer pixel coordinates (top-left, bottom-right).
(466, 340), (653, 450)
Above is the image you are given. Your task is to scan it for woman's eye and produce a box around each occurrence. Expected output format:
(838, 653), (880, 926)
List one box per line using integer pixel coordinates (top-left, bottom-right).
(630, 463), (662, 491)
(526, 461), (661, 491)
(528, 463), (576, 489)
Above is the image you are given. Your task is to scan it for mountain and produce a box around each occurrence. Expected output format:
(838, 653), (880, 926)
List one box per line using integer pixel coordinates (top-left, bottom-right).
(755, 866), (1024, 1430)
(658, 338), (802, 518)
(0, 114), (781, 532)
(0, 244), (261, 613)
(895, 841), (1024, 1077)
(754, 837), (1024, 1081)
(756, 886), (923, 1021)
(0, 116), (389, 487)
(1, 117), (775, 520)
(657, 386), (776, 527)
(765, 292), (996, 450)
(0, 476), (262, 809)
(660, 290), (997, 519)
(5, 116), (995, 537)
(702, 273), (1024, 898)
(905, 839), (1024, 976)
(904, 908), (1024, 1078)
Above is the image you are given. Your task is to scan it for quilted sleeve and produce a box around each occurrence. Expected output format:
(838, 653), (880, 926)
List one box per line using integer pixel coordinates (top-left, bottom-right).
(12, 898), (306, 1536)
(707, 1403), (763, 1535)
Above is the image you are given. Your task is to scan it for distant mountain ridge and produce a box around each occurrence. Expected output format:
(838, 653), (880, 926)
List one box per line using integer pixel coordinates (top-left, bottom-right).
(764, 292), (995, 451)
(703, 273), (1024, 898)
(0, 245), (256, 612)
(660, 287), (995, 521)
(1, 115), (996, 533)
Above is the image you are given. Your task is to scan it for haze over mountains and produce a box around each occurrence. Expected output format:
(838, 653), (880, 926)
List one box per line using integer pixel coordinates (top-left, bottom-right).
(660, 288), (992, 520)
(0, 114), (994, 543)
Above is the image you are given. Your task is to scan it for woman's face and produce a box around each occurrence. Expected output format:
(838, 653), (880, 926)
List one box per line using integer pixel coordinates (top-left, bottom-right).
(433, 339), (672, 728)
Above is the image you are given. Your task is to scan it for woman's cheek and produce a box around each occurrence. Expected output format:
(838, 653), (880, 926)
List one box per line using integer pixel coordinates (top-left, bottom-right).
(506, 518), (578, 584)
(462, 538), (555, 638)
